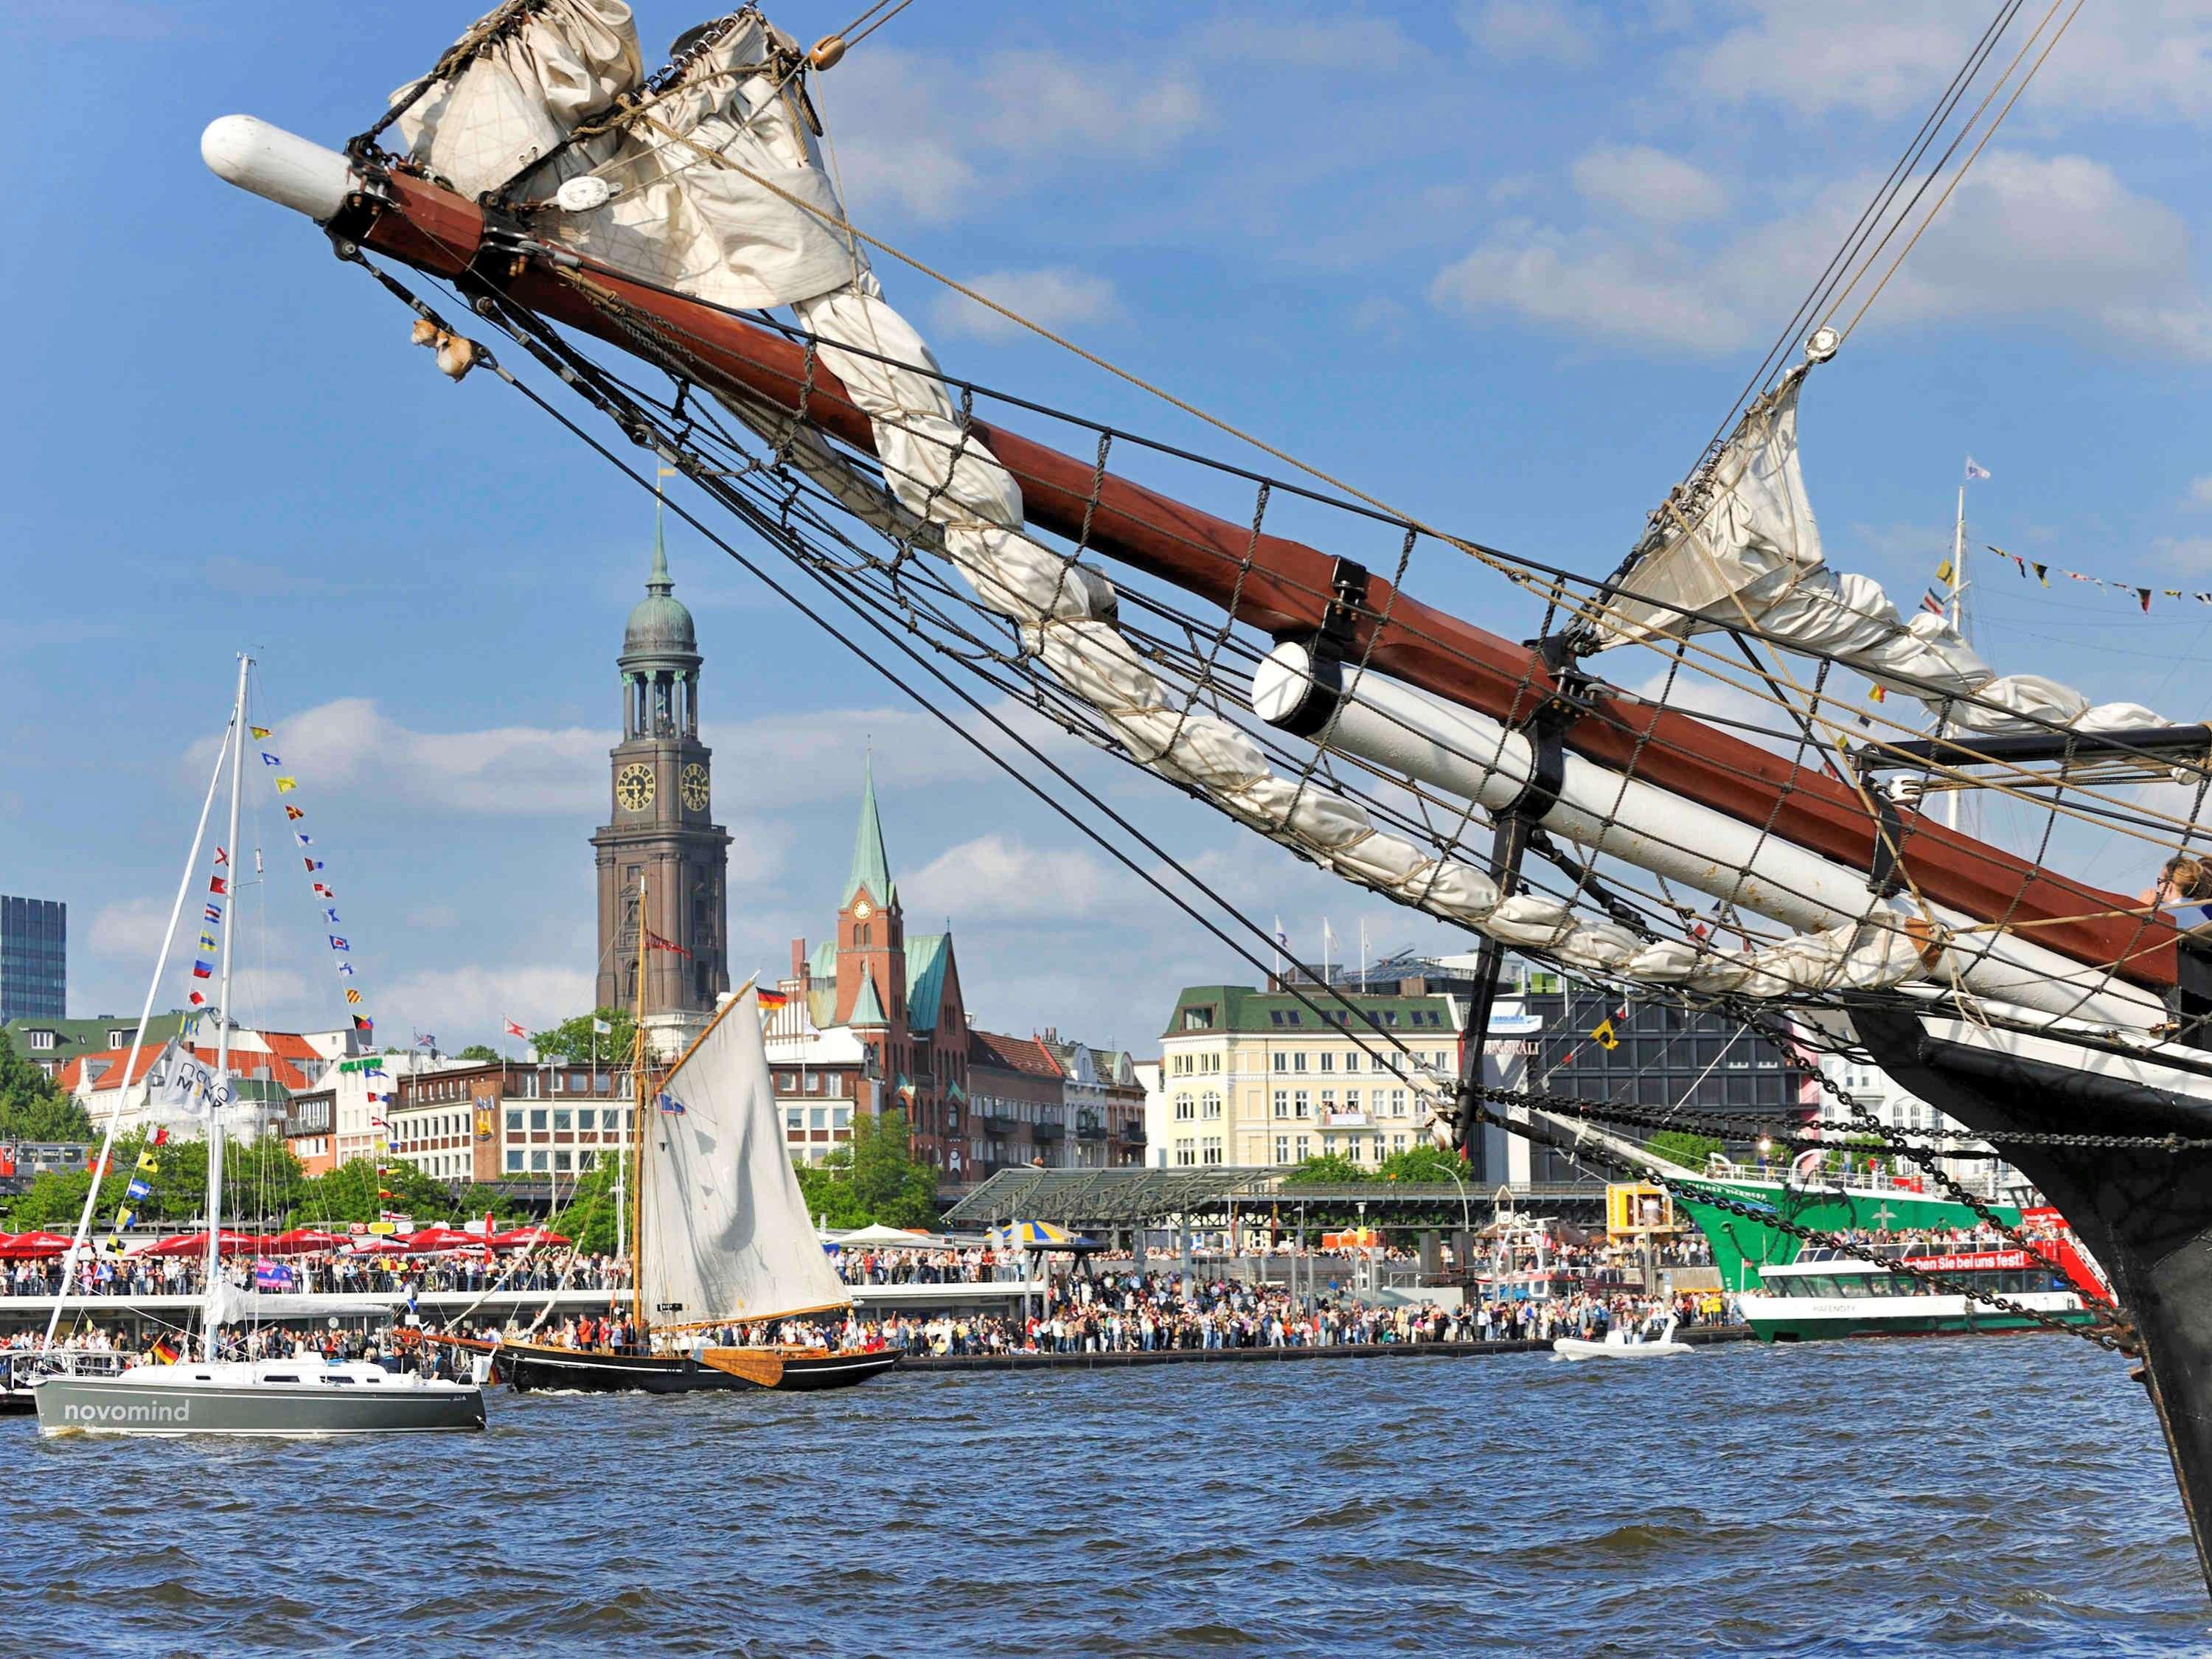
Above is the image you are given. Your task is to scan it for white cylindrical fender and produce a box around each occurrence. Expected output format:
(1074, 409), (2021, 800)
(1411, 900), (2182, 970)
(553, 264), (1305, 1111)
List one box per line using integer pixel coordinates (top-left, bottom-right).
(1252, 641), (2162, 1032)
(201, 116), (355, 223)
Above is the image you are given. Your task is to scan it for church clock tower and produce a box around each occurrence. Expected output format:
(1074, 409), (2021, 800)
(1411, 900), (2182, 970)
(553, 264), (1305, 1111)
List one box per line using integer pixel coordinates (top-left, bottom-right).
(591, 517), (732, 1018)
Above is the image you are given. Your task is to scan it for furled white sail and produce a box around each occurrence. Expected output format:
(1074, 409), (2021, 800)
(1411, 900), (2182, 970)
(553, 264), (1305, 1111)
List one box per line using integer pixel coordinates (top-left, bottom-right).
(545, 10), (866, 313)
(204, 1281), (401, 1327)
(392, 0), (642, 200)
(638, 985), (849, 1326)
(1600, 369), (2165, 737)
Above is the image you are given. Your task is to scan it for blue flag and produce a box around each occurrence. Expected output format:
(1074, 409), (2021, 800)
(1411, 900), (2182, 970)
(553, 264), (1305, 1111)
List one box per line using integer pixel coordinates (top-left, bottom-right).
(656, 1091), (686, 1116)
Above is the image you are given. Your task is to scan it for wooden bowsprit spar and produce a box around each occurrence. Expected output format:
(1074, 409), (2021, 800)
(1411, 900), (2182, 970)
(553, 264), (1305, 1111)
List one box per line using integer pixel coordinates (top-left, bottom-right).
(204, 118), (2212, 1585)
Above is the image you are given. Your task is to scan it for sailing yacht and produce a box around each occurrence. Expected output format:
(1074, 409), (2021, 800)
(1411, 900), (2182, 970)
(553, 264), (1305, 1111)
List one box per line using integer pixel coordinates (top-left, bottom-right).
(482, 977), (899, 1394)
(34, 657), (484, 1436)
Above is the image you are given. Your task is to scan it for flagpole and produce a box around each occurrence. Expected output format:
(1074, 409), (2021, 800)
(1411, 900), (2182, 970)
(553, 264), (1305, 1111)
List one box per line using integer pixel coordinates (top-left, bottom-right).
(1947, 467), (1974, 832)
(203, 651), (252, 1361)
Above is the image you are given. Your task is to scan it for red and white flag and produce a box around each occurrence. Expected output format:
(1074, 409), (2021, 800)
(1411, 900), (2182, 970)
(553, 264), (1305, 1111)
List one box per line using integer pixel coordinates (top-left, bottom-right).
(504, 1018), (526, 1039)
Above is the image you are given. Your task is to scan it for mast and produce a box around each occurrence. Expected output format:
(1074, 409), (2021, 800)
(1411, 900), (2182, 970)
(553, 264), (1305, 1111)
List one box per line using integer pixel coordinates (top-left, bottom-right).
(203, 653), (251, 1362)
(44, 696), (233, 1349)
(1944, 481), (1969, 833)
(627, 869), (649, 1339)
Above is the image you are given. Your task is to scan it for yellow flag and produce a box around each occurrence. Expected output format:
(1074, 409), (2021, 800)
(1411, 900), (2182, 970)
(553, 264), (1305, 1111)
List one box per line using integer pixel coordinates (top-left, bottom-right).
(1868, 684), (1887, 704)
(250, 726), (271, 740)
(275, 776), (297, 793)
(1590, 1018), (1620, 1051)
(1935, 558), (1954, 586)
(345, 988), (363, 1006)
(136, 1151), (159, 1174)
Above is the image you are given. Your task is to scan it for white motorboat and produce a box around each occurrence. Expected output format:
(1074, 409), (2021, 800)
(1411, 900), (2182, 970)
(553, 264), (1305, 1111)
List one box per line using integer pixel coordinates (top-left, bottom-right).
(1552, 1314), (1694, 1361)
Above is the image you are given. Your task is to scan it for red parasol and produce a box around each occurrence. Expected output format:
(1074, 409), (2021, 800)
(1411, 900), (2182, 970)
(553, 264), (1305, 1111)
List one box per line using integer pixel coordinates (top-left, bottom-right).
(401, 1225), (481, 1253)
(0, 1230), (77, 1259)
(262, 1226), (348, 1256)
(343, 1237), (410, 1256)
(135, 1229), (262, 1257)
(492, 1225), (571, 1249)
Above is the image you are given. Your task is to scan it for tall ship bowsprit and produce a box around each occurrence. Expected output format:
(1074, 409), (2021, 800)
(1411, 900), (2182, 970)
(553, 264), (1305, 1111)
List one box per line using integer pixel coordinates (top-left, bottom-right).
(198, 0), (2212, 1590)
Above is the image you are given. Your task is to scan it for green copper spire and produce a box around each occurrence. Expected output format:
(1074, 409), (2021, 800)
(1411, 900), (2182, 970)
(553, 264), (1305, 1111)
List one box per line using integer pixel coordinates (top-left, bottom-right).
(842, 755), (896, 909)
(622, 495), (696, 662)
(647, 495), (672, 594)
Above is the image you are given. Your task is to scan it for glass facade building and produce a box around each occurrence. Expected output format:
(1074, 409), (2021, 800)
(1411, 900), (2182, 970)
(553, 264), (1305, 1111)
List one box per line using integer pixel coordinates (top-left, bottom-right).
(0, 897), (66, 1023)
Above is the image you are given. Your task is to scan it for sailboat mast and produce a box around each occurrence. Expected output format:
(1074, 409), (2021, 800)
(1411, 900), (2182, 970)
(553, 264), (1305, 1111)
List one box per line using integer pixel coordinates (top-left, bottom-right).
(628, 869), (649, 1338)
(203, 653), (251, 1361)
(44, 701), (234, 1349)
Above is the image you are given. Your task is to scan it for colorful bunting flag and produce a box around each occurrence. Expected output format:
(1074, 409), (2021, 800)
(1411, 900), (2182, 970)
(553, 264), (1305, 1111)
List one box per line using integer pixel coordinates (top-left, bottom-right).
(213, 846), (229, 866)
(329, 935), (349, 950)
(209, 876), (228, 896)
(192, 960), (213, 978)
(250, 726), (271, 740)
(313, 883), (334, 898)
(204, 903), (223, 925)
(336, 961), (355, 977)
(322, 907), (340, 924)
(295, 832), (313, 846)
(261, 752), (281, 766)
(345, 988), (363, 1006)
(1590, 1018), (1620, 1051)
(303, 858), (323, 872)
(285, 805), (305, 821)
(275, 776), (297, 793)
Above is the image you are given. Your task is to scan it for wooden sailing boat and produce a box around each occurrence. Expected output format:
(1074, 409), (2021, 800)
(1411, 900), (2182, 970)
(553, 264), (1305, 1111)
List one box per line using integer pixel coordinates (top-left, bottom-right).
(488, 882), (897, 1394)
(195, 0), (2212, 1585)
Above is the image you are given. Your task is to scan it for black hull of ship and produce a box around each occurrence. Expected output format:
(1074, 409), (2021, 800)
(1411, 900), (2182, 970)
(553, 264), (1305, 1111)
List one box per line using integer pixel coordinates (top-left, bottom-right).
(1856, 1008), (2212, 1595)
(501, 1342), (900, 1394)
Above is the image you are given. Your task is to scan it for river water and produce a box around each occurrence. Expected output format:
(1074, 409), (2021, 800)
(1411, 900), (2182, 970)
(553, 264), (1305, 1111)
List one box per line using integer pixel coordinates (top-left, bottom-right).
(7, 1335), (2206, 1657)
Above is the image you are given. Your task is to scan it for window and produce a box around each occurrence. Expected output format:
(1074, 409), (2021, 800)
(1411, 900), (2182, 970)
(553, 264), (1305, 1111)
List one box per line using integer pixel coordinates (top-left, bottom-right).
(1200, 1091), (1222, 1121)
(1343, 1051), (1359, 1074)
(554, 1152), (573, 1172)
(1391, 1133), (1407, 1154)
(786, 1107), (803, 1131)
(529, 1109), (547, 1132)
(1174, 1095), (1195, 1121)
(553, 1110), (571, 1131)
(1273, 1090), (1289, 1119)
(1295, 1134), (1310, 1160)
(1318, 1052), (1335, 1074)
(832, 1106), (851, 1128)
(809, 1108), (827, 1130)
(1183, 1007), (1214, 1031)
(1274, 1135), (1290, 1164)
(27, 1029), (52, 1051)
(1345, 1090), (1360, 1111)
(529, 1150), (548, 1172)
(1269, 1010), (1286, 1027)
(1391, 1090), (1408, 1117)
(1175, 1138), (1197, 1167)
(578, 1151), (597, 1170)
(1293, 1053), (1308, 1073)
(807, 1074), (822, 1093)
(1293, 1091), (1310, 1119)
(1201, 1137), (1222, 1166)
(1273, 1053), (1288, 1074)
(577, 1108), (594, 1132)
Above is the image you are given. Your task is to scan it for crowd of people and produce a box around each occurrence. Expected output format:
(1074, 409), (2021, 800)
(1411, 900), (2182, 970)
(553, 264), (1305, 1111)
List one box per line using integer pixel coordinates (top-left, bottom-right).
(0, 1248), (629, 1301)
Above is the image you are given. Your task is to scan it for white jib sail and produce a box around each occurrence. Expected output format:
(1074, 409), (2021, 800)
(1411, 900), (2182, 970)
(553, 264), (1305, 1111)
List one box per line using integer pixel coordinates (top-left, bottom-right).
(639, 984), (851, 1327)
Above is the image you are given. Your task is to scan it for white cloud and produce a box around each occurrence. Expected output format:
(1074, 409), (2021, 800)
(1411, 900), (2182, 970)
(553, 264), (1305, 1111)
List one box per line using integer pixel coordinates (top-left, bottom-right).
(88, 898), (170, 963)
(1432, 150), (2212, 359)
(2189, 476), (2212, 508)
(1686, 4), (2212, 125)
(928, 268), (1123, 344)
(1459, 0), (1601, 66)
(1571, 145), (1728, 223)
(825, 46), (1204, 224)
(903, 834), (1128, 923)
(382, 962), (594, 1042)
(1192, 15), (1418, 72)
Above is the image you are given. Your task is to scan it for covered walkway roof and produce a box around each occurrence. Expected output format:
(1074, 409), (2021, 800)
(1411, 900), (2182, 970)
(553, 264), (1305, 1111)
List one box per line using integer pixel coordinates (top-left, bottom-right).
(942, 1168), (1606, 1227)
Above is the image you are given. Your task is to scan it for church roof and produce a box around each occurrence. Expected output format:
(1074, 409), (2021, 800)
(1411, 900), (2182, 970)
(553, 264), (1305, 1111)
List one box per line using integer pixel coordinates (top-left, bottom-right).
(847, 973), (888, 1027)
(905, 933), (952, 1034)
(841, 757), (897, 908)
(622, 512), (698, 662)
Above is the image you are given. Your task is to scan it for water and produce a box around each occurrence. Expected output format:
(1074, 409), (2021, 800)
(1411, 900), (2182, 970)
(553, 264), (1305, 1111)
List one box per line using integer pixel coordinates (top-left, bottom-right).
(7, 1338), (2208, 1657)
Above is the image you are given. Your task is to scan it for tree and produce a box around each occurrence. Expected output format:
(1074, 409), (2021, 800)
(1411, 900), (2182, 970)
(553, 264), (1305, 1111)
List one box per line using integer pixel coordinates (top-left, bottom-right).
(1647, 1131), (1725, 1172)
(0, 1032), (93, 1142)
(1376, 1145), (1475, 1185)
(4, 1130), (307, 1231)
(553, 1155), (625, 1256)
(298, 1157), (458, 1225)
(456, 1044), (501, 1063)
(797, 1109), (937, 1230)
(1281, 1152), (1369, 1186)
(530, 1009), (636, 1065)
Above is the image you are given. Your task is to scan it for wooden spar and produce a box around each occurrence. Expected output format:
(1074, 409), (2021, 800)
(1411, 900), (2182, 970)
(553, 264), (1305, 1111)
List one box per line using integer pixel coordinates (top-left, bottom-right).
(352, 171), (2179, 992)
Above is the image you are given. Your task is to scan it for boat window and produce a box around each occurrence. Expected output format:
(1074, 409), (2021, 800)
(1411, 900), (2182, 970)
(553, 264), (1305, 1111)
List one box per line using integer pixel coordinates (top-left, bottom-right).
(262, 1374), (299, 1383)
(322, 1374), (356, 1385)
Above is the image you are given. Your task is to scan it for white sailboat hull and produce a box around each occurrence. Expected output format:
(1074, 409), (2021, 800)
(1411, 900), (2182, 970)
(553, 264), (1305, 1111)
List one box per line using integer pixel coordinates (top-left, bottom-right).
(34, 1360), (484, 1436)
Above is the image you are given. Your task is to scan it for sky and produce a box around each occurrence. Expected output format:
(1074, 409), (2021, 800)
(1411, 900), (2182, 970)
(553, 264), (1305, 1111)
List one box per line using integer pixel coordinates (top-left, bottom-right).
(5, 0), (2212, 1057)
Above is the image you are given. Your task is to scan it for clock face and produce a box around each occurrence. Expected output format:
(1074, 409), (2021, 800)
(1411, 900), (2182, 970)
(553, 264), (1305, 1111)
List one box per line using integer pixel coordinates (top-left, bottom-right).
(852, 900), (873, 920)
(616, 762), (655, 812)
(681, 762), (710, 811)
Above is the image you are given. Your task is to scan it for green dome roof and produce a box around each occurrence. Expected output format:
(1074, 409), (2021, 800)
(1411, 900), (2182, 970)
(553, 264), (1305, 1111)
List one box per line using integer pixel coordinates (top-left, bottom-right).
(622, 526), (697, 659)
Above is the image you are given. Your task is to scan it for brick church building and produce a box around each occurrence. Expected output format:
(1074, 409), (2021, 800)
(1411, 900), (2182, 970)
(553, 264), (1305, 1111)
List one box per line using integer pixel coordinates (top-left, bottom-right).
(781, 762), (973, 1175)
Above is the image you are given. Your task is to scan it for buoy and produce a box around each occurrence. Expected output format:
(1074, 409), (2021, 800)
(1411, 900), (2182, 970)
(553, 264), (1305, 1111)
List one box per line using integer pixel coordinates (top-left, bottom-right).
(436, 334), (479, 381)
(410, 317), (440, 348)
(810, 34), (846, 70)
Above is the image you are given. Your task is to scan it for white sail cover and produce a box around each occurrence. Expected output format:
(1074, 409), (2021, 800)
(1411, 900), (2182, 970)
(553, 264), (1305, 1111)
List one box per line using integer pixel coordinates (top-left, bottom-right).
(1599, 369), (2165, 737)
(639, 985), (850, 1326)
(392, 0), (641, 200)
(204, 1281), (402, 1327)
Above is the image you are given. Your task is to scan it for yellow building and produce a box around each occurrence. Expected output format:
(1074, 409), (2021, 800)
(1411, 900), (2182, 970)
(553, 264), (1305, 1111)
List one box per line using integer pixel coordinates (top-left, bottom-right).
(1152, 985), (1467, 1169)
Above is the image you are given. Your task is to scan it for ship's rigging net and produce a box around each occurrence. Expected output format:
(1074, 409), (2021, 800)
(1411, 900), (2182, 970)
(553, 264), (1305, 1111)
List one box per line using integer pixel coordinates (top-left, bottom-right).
(346, 3), (2212, 1149)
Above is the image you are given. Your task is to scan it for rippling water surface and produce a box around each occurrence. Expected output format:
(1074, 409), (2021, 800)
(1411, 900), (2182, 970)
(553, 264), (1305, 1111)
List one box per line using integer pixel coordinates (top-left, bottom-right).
(7, 1337), (2207, 1656)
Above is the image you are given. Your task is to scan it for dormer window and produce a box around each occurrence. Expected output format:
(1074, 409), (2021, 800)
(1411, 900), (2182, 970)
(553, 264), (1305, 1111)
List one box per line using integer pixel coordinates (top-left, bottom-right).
(26, 1029), (53, 1051)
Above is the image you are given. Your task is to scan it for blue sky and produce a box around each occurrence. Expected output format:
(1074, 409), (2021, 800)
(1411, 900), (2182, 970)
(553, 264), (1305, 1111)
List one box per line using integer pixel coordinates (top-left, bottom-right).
(5, 1), (2211, 1053)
